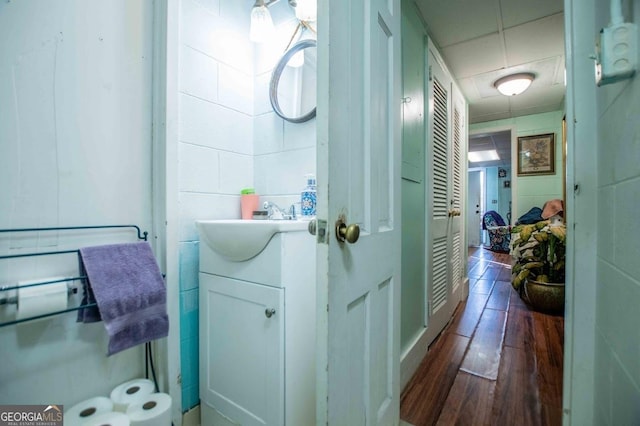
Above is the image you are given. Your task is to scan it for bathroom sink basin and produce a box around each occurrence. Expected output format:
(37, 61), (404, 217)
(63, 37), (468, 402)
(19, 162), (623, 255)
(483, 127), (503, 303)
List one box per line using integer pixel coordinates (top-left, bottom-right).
(196, 220), (308, 261)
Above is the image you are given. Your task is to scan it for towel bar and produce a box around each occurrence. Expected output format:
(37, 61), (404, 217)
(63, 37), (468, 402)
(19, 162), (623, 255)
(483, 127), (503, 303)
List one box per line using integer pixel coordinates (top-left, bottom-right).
(0, 224), (148, 327)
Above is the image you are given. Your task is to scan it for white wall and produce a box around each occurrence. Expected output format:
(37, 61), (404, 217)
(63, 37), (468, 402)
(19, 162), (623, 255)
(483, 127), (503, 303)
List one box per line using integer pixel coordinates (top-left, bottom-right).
(0, 0), (154, 405)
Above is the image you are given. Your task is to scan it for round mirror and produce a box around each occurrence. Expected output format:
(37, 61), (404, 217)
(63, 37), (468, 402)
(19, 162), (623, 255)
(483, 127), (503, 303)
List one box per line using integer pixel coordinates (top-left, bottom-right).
(269, 39), (317, 123)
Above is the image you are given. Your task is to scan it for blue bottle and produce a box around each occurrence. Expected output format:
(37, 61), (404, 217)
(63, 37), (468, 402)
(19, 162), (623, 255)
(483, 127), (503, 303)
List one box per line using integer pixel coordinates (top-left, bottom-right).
(300, 174), (317, 218)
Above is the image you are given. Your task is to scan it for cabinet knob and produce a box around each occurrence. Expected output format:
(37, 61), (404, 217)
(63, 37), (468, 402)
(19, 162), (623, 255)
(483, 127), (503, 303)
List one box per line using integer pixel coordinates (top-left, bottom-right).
(265, 308), (276, 318)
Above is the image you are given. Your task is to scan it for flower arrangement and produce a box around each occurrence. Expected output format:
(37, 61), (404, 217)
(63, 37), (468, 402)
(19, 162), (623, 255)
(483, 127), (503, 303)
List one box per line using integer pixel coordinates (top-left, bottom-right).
(510, 220), (566, 293)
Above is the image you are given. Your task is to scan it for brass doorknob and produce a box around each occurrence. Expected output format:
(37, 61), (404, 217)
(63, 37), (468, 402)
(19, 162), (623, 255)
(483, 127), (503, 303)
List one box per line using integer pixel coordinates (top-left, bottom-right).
(336, 221), (360, 244)
(308, 219), (317, 235)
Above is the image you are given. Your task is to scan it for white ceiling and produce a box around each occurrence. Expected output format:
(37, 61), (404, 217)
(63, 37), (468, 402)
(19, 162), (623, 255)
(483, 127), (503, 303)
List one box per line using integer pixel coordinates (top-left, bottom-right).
(413, 0), (566, 124)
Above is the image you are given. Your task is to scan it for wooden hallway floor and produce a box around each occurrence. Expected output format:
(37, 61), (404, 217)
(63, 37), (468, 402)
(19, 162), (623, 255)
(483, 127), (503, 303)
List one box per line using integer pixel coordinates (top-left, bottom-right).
(400, 247), (564, 426)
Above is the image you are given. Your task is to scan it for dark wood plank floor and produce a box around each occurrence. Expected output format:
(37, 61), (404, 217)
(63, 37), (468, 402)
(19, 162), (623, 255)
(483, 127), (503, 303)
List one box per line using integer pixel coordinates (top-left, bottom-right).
(400, 247), (564, 426)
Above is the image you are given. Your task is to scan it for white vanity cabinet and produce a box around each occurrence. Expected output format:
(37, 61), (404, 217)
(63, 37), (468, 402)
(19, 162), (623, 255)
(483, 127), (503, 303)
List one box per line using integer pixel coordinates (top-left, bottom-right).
(197, 222), (315, 426)
(200, 274), (285, 426)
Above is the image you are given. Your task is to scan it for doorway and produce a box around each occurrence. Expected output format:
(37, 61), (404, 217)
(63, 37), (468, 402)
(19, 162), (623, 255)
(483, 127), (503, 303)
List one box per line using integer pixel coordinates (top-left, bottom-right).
(467, 169), (483, 247)
(468, 129), (513, 250)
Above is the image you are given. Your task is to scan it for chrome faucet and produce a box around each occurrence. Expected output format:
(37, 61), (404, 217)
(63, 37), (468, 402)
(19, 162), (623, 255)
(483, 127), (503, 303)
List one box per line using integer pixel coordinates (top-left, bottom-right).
(263, 201), (296, 220)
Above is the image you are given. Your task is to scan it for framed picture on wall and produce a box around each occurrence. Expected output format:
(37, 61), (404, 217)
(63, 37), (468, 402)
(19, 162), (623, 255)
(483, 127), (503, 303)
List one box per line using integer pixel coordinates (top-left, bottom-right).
(517, 133), (555, 176)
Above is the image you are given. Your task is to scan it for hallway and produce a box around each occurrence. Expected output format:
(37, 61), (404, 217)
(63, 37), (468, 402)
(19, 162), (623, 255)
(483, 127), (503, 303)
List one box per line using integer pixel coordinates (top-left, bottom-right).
(400, 247), (564, 425)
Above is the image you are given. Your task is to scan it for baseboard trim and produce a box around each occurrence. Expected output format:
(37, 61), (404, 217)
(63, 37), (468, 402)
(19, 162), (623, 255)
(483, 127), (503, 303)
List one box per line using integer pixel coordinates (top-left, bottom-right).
(182, 404), (200, 426)
(400, 327), (430, 391)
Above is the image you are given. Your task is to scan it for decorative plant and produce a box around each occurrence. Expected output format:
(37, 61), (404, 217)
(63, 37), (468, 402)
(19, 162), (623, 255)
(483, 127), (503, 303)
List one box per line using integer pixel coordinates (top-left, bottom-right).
(510, 221), (566, 293)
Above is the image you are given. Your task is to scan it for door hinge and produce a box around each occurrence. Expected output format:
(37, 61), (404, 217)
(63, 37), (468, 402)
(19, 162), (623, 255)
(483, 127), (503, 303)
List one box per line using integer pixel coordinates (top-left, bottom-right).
(428, 300), (433, 316)
(428, 65), (433, 81)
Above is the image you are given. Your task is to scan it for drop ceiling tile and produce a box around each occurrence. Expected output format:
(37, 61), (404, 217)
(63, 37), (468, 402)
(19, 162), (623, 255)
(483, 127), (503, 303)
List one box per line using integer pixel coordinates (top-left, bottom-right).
(509, 103), (563, 118)
(469, 96), (510, 117)
(458, 77), (481, 102)
(504, 13), (564, 66)
(416, 0), (499, 47)
(441, 33), (505, 79)
(470, 110), (513, 124)
(500, 0), (563, 29)
(508, 84), (565, 109)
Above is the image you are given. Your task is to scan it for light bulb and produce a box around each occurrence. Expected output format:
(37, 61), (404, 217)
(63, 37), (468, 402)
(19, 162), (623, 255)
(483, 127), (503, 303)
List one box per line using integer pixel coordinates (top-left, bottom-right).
(250, 4), (275, 43)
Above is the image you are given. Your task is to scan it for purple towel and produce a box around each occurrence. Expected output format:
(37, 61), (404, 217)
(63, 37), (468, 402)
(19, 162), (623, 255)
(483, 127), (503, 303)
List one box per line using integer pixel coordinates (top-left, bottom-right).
(77, 242), (169, 356)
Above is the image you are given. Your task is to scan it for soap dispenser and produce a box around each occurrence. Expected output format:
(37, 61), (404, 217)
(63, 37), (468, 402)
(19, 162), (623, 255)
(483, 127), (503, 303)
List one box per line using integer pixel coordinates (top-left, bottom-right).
(300, 174), (317, 218)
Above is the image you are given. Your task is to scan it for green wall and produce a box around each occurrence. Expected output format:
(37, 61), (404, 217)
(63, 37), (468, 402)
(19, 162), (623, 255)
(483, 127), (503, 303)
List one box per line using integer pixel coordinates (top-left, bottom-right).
(400, 2), (426, 351)
(470, 110), (564, 218)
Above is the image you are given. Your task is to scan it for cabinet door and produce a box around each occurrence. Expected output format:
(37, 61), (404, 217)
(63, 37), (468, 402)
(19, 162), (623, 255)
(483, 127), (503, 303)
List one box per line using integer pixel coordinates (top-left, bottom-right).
(199, 273), (284, 426)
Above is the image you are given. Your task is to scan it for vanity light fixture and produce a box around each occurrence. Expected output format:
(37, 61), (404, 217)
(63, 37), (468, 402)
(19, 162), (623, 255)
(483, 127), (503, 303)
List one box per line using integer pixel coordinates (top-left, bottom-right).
(250, 0), (317, 43)
(250, 0), (275, 43)
(494, 73), (535, 96)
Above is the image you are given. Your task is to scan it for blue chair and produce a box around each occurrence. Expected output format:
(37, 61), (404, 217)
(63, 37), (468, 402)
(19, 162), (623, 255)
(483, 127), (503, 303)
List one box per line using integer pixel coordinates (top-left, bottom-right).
(482, 211), (511, 253)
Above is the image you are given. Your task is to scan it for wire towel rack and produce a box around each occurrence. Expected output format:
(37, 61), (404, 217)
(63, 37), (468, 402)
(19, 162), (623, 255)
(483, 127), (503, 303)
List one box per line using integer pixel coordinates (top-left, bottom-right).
(0, 224), (148, 327)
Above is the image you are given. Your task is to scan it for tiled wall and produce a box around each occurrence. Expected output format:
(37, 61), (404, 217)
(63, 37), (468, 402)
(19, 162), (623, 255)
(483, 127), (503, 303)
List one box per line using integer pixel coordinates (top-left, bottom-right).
(177, 0), (316, 411)
(178, 0), (254, 410)
(593, 1), (640, 422)
(470, 110), (564, 218)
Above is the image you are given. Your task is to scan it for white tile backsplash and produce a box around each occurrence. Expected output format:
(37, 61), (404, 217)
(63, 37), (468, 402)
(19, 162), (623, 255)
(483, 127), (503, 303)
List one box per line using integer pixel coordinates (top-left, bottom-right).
(180, 93), (253, 154)
(284, 117), (316, 150)
(193, 0), (219, 15)
(179, 192), (240, 241)
(179, 142), (219, 193)
(180, 46), (218, 103)
(180, 0), (216, 58)
(218, 62), (254, 115)
(254, 71), (273, 115)
(181, 0), (252, 74)
(254, 112), (284, 154)
(219, 151), (253, 194)
(254, 147), (315, 195)
(614, 178), (640, 278)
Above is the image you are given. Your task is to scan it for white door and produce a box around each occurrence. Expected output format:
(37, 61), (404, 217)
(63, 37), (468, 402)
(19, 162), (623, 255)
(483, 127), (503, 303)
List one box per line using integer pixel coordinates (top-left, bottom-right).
(424, 44), (462, 345)
(450, 85), (465, 294)
(467, 170), (483, 247)
(316, 0), (401, 424)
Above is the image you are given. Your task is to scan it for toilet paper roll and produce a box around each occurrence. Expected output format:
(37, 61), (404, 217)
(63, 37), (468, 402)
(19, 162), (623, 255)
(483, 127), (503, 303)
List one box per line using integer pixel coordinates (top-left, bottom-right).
(125, 392), (171, 426)
(110, 379), (155, 413)
(16, 277), (68, 321)
(64, 396), (114, 426)
(83, 411), (130, 426)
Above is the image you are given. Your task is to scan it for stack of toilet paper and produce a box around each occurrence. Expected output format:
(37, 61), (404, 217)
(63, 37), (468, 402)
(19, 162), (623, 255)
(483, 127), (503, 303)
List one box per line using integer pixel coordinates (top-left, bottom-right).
(64, 378), (172, 426)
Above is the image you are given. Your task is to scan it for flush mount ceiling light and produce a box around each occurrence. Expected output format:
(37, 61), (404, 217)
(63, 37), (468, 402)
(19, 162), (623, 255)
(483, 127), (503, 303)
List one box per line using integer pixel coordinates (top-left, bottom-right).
(250, 0), (317, 43)
(494, 73), (535, 96)
(468, 149), (500, 163)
